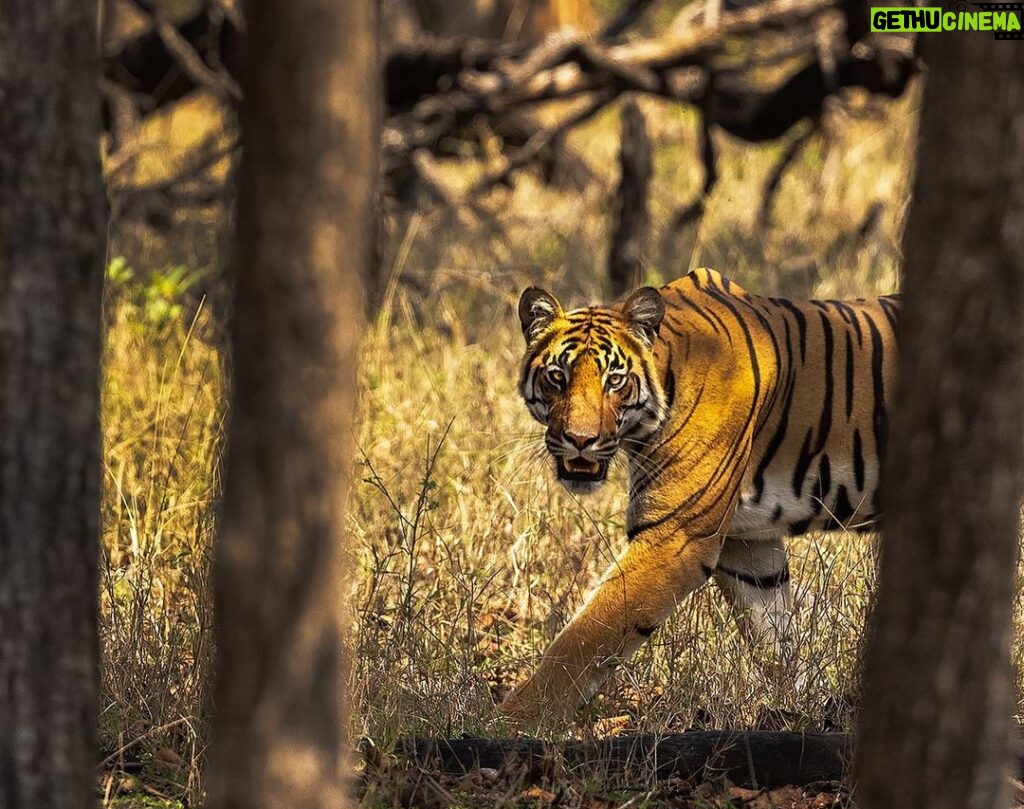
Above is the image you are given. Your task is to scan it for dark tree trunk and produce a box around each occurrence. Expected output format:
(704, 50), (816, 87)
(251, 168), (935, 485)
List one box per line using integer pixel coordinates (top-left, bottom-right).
(205, 2), (378, 808)
(608, 98), (652, 297)
(0, 2), (107, 807)
(855, 37), (1024, 809)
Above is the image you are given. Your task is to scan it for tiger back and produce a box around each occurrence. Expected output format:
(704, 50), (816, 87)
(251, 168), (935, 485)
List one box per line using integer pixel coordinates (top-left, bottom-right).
(657, 267), (900, 543)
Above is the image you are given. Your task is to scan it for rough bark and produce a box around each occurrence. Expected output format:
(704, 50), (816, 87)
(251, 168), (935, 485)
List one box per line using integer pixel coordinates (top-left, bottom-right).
(855, 36), (1024, 809)
(0, 2), (107, 807)
(609, 98), (652, 298)
(204, 2), (378, 808)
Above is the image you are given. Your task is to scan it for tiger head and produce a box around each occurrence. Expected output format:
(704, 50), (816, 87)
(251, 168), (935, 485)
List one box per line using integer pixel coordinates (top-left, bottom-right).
(517, 286), (669, 493)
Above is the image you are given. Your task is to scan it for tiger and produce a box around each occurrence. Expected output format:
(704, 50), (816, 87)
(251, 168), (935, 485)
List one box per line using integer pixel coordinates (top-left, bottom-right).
(501, 267), (899, 721)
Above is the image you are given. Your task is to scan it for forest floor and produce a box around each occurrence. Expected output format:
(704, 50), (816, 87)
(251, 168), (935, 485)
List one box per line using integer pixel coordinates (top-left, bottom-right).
(96, 76), (1024, 808)
(361, 769), (851, 808)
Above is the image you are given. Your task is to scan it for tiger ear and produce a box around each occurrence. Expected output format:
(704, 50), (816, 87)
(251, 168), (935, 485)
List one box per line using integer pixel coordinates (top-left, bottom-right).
(518, 287), (563, 344)
(623, 287), (665, 344)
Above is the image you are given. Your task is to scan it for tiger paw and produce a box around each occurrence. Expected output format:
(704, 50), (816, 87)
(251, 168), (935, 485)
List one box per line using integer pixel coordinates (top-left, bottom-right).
(497, 678), (574, 729)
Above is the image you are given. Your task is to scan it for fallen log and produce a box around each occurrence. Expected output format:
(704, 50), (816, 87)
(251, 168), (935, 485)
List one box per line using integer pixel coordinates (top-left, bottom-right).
(398, 731), (853, 788)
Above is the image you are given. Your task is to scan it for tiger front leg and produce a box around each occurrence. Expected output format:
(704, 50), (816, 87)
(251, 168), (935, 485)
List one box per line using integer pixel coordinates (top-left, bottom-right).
(501, 533), (719, 724)
(713, 537), (795, 660)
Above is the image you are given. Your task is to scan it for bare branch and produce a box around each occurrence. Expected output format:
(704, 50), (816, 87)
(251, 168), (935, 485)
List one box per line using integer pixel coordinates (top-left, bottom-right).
(99, 0), (919, 201)
(382, 0), (917, 162)
(466, 92), (612, 196)
(123, 0), (241, 100)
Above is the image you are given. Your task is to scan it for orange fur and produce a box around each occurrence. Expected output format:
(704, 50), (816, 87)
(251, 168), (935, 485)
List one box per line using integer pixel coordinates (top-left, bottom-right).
(504, 268), (900, 721)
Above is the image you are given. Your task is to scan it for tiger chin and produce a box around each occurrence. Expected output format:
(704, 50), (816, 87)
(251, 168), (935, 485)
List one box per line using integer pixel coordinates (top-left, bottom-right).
(502, 268), (899, 724)
(518, 285), (670, 496)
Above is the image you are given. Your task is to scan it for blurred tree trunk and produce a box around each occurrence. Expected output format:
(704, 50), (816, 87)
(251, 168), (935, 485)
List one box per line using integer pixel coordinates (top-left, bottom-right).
(205, 1), (377, 808)
(608, 98), (652, 297)
(0, 2), (107, 808)
(856, 37), (1024, 809)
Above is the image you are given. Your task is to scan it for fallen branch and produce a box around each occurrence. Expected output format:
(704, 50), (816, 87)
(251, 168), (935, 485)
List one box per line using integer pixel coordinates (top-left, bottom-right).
(102, 2), (239, 108)
(99, 0), (918, 206)
(379, 0), (917, 187)
(103, 0), (917, 145)
(450, 0), (836, 111)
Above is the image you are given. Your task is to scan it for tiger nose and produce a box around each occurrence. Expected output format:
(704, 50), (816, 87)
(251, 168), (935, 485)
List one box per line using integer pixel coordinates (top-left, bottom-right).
(565, 430), (598, 451)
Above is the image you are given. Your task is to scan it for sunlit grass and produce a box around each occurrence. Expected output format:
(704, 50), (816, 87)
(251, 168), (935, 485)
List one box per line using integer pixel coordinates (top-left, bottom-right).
(97, 90), (1009, 806)
(99, 285), (225, 806)
(349, 311), (876, 747)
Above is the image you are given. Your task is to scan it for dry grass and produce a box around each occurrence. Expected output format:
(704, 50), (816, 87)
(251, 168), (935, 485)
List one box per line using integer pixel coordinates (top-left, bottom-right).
(348, 93), (915, 754)
(97, 87), (1024, 808)
(99, 287), (224, 806)
(350, 321), (878, 743)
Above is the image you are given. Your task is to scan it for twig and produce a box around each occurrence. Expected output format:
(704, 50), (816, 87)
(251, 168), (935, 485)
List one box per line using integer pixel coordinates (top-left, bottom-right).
(615, 789), (657, 809)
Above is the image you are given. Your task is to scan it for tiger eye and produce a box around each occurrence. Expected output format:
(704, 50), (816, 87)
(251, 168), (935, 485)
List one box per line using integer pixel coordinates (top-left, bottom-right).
(607, 372), (627, 391)
(546, 367), (566, 389)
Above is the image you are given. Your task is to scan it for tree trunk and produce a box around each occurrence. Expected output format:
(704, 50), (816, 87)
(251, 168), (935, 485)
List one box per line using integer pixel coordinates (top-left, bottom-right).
(855, 37), (1024, 809)
(204, 2), (378, 809)
(0, 2), (107, 807)
(608, 98), (652, 298)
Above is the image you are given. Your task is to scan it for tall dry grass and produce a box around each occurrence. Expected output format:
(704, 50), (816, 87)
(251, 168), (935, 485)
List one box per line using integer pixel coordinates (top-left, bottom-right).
(99, 282), (224, 805)
(97, 90), (1024, 807)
